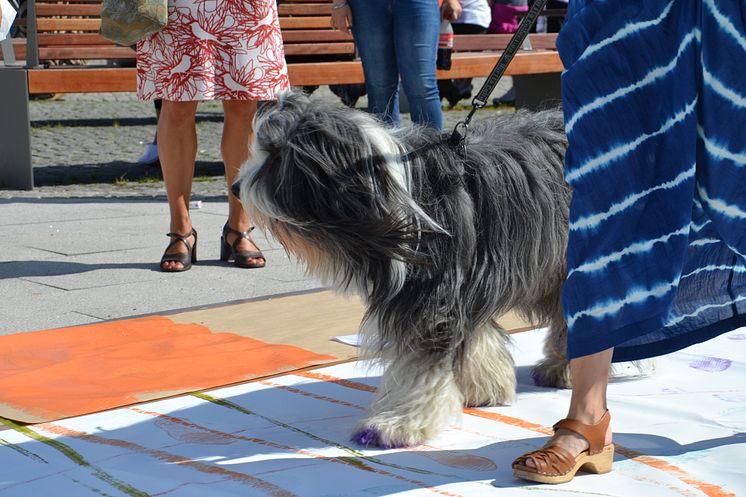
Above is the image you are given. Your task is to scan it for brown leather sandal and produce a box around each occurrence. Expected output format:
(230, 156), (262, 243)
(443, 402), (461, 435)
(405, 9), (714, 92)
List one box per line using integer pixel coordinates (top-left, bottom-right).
(220, 223), (266, 269)
(512, 410), (614, 484)
(160, 228), (198, 272)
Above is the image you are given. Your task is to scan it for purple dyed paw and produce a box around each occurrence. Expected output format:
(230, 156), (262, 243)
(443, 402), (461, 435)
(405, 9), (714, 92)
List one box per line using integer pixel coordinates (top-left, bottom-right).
(351, 428), (407, 449)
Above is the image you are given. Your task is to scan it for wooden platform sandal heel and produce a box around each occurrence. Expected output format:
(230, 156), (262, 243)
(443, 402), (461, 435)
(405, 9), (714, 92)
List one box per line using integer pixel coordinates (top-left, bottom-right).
(160, 228), (198, 272)
(220, 224), (266, 269)
(512, 410), (614, 484)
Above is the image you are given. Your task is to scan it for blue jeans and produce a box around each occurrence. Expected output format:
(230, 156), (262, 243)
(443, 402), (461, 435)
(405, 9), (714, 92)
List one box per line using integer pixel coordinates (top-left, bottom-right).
(348, 0), (443, 129)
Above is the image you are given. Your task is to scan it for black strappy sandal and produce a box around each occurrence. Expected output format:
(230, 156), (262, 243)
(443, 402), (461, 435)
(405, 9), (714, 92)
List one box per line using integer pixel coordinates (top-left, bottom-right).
(160, 228), (198, 272)
(220, 223), (266, 269)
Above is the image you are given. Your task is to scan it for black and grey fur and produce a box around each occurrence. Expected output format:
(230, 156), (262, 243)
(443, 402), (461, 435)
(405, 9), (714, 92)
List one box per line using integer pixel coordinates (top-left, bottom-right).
(235, 91), (572, 448)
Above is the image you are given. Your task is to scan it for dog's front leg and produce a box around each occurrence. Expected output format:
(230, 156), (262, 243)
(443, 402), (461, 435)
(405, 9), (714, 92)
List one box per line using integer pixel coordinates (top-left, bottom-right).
(352, 351), (463, 448)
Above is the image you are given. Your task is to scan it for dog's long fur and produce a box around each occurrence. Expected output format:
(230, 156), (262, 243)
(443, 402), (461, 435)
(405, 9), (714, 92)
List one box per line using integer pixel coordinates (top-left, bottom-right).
(236, 92), (572, 447)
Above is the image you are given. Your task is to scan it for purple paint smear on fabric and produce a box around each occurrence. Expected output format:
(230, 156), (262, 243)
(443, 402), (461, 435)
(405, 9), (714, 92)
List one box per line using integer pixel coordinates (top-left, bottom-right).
(351, 428), (407, 449)
(689, 356), (732, 372)
(727, 333), (746, 340)
(714, 393), (746, 403)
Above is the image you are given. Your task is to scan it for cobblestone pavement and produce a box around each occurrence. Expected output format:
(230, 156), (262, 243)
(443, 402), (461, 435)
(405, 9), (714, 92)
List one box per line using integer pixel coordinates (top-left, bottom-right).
(0, 78), (514, 199)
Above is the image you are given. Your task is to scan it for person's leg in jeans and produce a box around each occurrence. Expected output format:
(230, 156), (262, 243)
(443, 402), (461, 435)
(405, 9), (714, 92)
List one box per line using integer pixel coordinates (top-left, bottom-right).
(348, 0), (400, 125)
(394, 0), (442, 129)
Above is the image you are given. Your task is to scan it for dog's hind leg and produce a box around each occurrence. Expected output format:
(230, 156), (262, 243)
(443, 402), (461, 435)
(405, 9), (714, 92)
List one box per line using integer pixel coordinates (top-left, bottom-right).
(532, 312), (572, 388)
(352, 351), (463, 448)
(455, 322), (516, 407)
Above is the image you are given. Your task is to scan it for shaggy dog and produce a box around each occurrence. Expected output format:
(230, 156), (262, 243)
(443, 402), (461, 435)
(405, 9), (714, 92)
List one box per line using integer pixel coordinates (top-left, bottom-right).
(234, 91), (572, 448)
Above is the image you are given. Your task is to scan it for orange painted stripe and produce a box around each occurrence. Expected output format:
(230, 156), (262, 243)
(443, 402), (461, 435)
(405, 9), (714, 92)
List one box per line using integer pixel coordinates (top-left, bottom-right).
(614, 447), (736, 497)
(0, 316), (336, 423)
(299, 371), (735, 497)
(295, 370), (377, 392)
(259, 379), (366, 411)
(34, 422), (296, 496)
(463, 409), (554, 436)
(128, 408), (466, 497)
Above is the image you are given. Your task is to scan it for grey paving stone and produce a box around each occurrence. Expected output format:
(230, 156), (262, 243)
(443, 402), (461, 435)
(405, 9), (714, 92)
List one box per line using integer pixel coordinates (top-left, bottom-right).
(0, 77), (518, 334)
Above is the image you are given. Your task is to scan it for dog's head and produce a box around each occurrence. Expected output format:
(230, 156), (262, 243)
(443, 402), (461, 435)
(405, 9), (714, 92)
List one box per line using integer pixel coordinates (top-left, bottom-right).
(234, 91), (444, 295)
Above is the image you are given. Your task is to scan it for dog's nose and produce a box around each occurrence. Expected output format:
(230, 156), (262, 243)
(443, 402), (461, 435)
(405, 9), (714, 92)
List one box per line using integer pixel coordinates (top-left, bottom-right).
(231, 182), (242, 198)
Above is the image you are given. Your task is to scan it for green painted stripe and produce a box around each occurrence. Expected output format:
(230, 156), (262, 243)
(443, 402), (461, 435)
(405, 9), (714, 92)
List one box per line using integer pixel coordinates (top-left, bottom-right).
(0, 437), (48, 464)
(0, 418), (150, 497)
(191, 392), (450, 478)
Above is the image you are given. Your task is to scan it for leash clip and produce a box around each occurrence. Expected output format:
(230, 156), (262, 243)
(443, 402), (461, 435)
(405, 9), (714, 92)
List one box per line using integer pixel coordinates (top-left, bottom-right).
(449, 120), (469, 156)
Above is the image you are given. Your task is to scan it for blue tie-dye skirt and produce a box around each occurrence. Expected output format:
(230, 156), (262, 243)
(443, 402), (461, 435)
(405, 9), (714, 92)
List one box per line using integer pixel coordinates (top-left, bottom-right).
(557, 0), (746, 361)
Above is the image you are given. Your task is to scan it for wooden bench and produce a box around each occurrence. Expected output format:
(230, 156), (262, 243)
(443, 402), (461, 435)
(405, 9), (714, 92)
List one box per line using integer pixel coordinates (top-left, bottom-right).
(0, 0), (563, 190)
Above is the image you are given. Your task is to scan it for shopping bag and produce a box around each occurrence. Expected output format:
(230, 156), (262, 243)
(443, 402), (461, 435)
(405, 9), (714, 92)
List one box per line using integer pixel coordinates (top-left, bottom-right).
(0, 0), (17, 42)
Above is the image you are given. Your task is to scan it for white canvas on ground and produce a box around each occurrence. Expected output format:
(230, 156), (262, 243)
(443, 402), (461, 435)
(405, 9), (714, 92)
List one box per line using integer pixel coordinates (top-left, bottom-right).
(0, 327), (743, 496)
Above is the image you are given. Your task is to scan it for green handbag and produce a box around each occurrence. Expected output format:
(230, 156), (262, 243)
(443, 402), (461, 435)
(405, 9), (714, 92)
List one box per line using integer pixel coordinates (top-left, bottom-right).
(99, 0), (168, 46)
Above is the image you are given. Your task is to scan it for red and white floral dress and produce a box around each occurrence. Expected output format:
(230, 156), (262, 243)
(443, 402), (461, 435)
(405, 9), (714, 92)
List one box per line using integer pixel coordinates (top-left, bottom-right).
(136, 0), (289, 101)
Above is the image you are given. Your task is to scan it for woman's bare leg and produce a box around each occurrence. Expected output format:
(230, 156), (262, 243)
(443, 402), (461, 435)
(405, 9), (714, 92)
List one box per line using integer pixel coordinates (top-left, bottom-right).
(221, 99), (264, 267)
(157, 100), (198, 271)
(526, 348), (614, 468)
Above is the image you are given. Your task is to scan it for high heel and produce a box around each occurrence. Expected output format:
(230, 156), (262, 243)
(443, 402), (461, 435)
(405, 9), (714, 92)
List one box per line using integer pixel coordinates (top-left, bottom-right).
(512, 410), (614, 484)
(160, 228), (197, 272)
(220, 223), (266, 269)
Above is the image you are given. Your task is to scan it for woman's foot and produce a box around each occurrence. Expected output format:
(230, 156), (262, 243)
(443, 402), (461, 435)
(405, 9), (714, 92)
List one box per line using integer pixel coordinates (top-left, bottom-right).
(160, 229), (197, 272)
(513, 410), (613, 484)
(220, 223), (266, 268)
(526, 410), (613, 469)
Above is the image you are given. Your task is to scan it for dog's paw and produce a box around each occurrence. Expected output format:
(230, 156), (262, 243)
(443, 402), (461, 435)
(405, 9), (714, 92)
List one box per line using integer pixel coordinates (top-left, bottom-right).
(351, 427), (410, 449)
(351, 420), (431, 449)
(531, 359), (572, 389)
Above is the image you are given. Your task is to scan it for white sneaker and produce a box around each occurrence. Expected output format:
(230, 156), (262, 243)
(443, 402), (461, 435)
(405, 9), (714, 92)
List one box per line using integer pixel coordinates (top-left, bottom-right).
(137, 143), (159, 165)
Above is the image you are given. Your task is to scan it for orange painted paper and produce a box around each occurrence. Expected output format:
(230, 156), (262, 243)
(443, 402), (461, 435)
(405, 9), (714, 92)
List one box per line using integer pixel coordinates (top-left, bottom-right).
(0, 316), (336, 423)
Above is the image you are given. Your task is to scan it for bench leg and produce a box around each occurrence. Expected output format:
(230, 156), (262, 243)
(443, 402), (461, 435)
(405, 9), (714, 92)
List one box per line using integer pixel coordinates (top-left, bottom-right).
(0, 68), (34, 190)
(513, 73), (562, 111)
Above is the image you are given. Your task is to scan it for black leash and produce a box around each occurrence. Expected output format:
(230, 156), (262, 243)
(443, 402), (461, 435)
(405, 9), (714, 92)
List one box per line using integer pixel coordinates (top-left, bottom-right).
(448, 0), (550, 151)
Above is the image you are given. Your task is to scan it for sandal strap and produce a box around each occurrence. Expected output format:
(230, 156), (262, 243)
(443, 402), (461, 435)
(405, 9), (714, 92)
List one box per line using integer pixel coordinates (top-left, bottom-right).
(223, 225), (255, 248)
(223, 225), (264, 259)
(165, 229), (196, 252)
(552, 410), (610, 455)
(512, 445), (576, 476)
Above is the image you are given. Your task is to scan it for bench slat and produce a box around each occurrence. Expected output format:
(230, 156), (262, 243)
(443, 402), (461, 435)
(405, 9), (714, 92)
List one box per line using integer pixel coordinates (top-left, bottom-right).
(280, 16), (331, 29)
(39, 46), (135, 59)
(278, 3), (331, 16)
(284, 42), (354, 56)
(38, 33), (114, 46)
(26, 51), (563, 94)
(36, 18), (101, 31)
(36, 4), (102, 16)
(282, 30), (353, 42)
(454, 33), (558, 52)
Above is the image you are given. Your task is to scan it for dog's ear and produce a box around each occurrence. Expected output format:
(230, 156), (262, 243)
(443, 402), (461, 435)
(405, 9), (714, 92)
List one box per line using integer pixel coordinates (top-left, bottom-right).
(254, 90), (311, 154)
